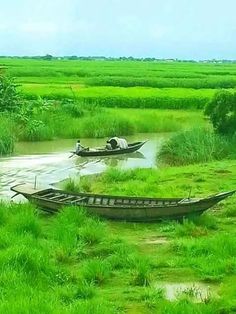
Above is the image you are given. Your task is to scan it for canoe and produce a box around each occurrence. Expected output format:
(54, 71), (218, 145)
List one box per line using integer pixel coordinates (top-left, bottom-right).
(74, 141), (147, 157)
(11, 184), (235, 222)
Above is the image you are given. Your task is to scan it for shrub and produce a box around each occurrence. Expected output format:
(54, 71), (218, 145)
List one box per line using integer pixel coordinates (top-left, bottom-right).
(205, 90), (236, 135)
(0, 75), (21, 112)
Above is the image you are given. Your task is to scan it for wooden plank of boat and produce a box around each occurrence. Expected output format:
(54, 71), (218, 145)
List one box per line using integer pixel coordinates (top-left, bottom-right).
(74, 141), (147, 157)
(11, 184), (235, 222)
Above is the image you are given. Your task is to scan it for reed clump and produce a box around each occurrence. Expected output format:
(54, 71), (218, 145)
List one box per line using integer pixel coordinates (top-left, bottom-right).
(0, 116), (15, 155)
(158, 127), (236, 166)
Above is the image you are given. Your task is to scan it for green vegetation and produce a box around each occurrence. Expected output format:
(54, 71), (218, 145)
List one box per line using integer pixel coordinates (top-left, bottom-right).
(0, 115), (15, 155)
(158, 127), (236, 166)
(0, 58), (235, 154)
(0, 159), (236, 312)
(0, 75), (21, 112)
(0, 99), (205, 154)
(21, 85), (213, 109)
(1, 59), (236, 312)
(63, 159), (236, 198)
(205, 90), (236, 135)
(1, 58), (236, 109)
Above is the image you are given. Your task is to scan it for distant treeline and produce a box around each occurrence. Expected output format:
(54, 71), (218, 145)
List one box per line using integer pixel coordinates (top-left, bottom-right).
(1, 55), (236, 63)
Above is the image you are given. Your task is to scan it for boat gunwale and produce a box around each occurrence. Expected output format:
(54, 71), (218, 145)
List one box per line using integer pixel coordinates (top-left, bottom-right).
(11, 185), (236, 210)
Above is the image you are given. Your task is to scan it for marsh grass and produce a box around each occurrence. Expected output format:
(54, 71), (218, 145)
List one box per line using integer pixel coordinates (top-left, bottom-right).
(75, 281), (97, 299)
(140, 287), (165, 308)
(172, 234), (236, 281)
(77, 218), (106, 245)
(50, 206), (87, 257)
(21, 119), (55, 141)
(156, 298), (223, 314)
(221, 199), (236, 217)
(158, 127), (236, 166)
(174, 220), (209, 237)
(64, 177), (82, 193)
(0, 116), (15, 155)
(70, 299), (117, 314)
(8, 203), (41, 237)
(105, 240), (135, 270)
(64, 159), (236, 200)
(2, 102), (205, 142)
(81, 258), (112, 285)
(174, 215), (218, 237)
(132, 257), (151, 286)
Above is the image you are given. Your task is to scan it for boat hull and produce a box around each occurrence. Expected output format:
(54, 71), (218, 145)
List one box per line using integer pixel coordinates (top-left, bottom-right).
(11, 184), (235, 222)
(25, 196), (210, 221)
(75, 141), (146, 157)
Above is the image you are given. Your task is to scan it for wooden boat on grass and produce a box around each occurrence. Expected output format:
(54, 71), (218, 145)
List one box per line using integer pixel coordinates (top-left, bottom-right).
(74, 141), (147, 157)
(11, 184), (235, 222)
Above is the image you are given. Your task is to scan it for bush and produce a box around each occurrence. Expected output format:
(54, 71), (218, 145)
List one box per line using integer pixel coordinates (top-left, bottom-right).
(205, 90), (236, 135)
(22, 119), (54, 141)
(0, 75), (21, 112)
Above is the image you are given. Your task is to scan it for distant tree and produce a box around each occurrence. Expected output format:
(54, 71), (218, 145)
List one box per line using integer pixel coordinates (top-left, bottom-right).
(0, 75), (21, 112)
(68, 55), (78, 60)
(42, 54), (53, 61)
(205, 90), (236, 135)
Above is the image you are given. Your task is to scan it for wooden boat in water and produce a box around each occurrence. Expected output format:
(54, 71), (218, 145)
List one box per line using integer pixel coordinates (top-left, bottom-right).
(74, 141), (146, 157)
(11, 184), (235, 222)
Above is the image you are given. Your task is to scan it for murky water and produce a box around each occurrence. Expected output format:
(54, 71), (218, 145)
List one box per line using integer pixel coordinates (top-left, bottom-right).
(0, 133), (168, 200)
(156, 282), (214, 303)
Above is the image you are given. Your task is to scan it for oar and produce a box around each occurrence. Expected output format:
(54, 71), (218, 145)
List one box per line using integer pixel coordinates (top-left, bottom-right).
(69, 151), (76, 158)
(11, 192), (20, 199)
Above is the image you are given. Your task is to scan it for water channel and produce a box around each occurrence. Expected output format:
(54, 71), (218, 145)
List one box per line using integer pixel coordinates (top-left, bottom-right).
(0, 133), (168, 200)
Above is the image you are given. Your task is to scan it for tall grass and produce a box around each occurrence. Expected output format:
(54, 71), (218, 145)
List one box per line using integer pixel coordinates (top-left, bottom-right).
(0, 116), (15, 155)
(81, 258), (112, 285)
(158, 128), (236, 166)
(2, 107), (204, 142)
(172, 233), (236, 281)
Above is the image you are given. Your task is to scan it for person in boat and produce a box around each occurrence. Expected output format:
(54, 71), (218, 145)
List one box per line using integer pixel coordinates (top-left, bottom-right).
(118, 138), (128, 149)
(107, 137), (128, 150)
(106, 140), (112, 150)
(75, 140), (87, 153)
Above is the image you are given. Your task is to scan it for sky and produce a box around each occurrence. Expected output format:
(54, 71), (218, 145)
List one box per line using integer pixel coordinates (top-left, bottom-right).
(0, 0), (235, 59)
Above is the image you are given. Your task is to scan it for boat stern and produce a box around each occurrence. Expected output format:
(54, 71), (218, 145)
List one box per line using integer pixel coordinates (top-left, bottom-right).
(11, 183), (45, 197)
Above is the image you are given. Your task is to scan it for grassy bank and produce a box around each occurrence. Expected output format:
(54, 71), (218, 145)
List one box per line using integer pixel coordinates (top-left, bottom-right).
(63, 159), (236, 198)
(4, 159), (236, 313)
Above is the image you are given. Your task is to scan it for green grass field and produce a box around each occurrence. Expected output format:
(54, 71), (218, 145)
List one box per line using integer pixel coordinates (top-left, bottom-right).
(1, 58), (236, 109)
(1, 160), (236, 313)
